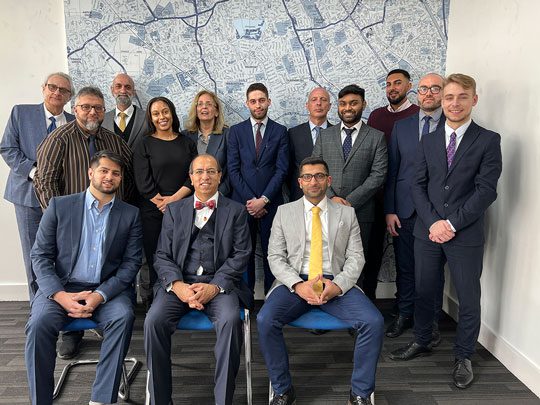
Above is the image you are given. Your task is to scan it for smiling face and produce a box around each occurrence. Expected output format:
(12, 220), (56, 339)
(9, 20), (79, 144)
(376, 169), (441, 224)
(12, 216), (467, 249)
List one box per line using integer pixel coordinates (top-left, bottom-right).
(74, 94), (105, 133)
(417, 74), (443, 113)
(196, 93), (218, 124)
(386, 73), (412, 108)
(442, 82), (478, 129)
(338, 93), (365, 126)
(189, 155), (222, 201)
(298, 163), (332, 204)
(246, 90), (271, 121)
(88, 157), (122, 195)
(150, 100), (173, 133)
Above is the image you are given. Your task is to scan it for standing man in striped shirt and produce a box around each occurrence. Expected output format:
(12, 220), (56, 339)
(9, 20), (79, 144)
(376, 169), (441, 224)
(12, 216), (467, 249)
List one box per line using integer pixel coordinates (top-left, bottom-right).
(34, 85), (135, 360)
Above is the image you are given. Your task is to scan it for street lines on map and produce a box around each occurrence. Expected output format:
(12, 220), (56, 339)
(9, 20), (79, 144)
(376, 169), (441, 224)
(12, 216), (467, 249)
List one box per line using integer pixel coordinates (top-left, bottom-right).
(421, 0), (448, 42)
(295, 0), (361, 32)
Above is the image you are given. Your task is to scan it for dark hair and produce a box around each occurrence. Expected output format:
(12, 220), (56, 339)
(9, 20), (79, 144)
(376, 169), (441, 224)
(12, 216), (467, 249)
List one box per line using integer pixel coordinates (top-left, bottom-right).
(89, 150), (124, 170)
(299, 157), (329, 175)
(338, 84), (365, 100)
(189, 154), (222, 173)
(146, 96), (181, 134)
(387, 69), (411, 80)
(246, 82), (269, 99)
(75, 86), (104, 104)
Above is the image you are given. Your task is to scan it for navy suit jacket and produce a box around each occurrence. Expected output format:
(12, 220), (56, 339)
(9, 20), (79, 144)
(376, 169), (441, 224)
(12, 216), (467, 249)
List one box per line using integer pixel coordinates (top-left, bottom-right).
(0, 103), (75, 207)
(412, 121), (502, 246)
(227, 118), (289, 207)
(182, 127), (231, 196)
(154, 195), (253, 309)
(384, 113), (445, 218)
(30, 192), (143, 300)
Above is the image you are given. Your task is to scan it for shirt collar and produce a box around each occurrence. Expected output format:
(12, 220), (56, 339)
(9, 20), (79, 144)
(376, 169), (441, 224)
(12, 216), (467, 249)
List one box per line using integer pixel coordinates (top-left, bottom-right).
(303, 195), (328, 214)
(419, 106), (443, 122)
(85, 188), (115, 211)
(193, 191), (220, 208)
(445, 119), (472, 138)
(387, 99), (413, 113)
(43, 104), (65, 120)
(250, 116), (269, 128)
(309, 120), (328, 131)
(116, 104), (134, 118)
(340, 120), (363, 132)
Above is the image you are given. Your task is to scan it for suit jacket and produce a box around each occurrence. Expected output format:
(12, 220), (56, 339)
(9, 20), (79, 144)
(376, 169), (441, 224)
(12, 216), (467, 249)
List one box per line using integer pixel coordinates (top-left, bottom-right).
(102, 105), (150, 149)
(412, 121), (502, 246)
(384, 113), (445, 218)
(30, 192), (143, 300)
(288, 121), (332, 201)
(227, 118), (289, 207)
(267, 197), (365, 296)
(154, 194), (253, 308)
(182, 127), (231, 196)
(312, 123), (387, 222)
(0, 103), (75, 207)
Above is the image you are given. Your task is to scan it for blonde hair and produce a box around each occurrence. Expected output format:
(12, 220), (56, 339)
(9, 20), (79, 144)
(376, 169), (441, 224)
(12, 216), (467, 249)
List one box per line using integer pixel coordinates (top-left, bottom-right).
(444, 73), (477, 94)
(185, 90), (225, 134)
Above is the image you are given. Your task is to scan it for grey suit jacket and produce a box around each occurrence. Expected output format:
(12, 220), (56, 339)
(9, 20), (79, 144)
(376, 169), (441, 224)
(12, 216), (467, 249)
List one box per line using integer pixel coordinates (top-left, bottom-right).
(312, 123), (387, 222)
(267, 197), (365, 296)
(102, 105), (150, 149)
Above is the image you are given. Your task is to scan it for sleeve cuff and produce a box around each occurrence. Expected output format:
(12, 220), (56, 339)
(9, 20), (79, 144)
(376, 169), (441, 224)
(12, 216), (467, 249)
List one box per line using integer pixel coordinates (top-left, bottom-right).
(446, 219), (456, 232)
(94, 289), (108, 303)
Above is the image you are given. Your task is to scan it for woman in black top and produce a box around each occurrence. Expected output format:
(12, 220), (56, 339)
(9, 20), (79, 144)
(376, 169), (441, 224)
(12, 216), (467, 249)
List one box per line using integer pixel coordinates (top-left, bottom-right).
(133, 96), (197, 309)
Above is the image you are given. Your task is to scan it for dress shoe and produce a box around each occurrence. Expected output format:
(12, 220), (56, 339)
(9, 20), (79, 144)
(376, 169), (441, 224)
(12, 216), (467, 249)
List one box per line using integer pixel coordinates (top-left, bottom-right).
(347, 390), (372, 405)
(389, 341), (432, 361)
(385, 314), (413, 338)
(57, 330), (83, 359)
(270, 386), (296, 405)
(453, 358), (474, 388)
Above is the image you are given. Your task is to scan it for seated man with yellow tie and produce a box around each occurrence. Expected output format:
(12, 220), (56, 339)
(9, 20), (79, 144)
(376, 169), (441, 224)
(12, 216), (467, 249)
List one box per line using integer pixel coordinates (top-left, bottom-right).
(257, 157), (384, 405)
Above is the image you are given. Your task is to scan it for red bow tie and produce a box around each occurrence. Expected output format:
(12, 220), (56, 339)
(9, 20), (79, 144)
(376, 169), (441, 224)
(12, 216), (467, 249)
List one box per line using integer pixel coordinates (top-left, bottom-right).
(195, 199), (216, 210)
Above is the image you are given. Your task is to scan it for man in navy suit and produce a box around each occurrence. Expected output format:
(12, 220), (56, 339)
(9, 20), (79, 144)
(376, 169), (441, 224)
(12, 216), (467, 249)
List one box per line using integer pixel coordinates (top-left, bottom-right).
(145, 154), (252, 405)
(384, 73), (446, 339)
(227, 82), (289, 293)
(25, 150), (143, 405)
(390, 74), (503, 390)
(288, 87), (332, 201)
(0, 72), (75, 300)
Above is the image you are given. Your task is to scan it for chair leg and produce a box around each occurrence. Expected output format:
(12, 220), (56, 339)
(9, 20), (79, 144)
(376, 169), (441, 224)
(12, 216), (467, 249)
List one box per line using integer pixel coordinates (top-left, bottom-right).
(371, 391), (375, 404)
(268, 380), (273, 404)
(243, 308), (253, 405)
(145, 369), (151, 405)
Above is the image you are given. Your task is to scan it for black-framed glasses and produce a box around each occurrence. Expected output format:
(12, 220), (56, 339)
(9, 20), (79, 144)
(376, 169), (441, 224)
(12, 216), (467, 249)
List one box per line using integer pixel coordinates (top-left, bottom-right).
(299, 173), (328, 182)
(191, 169), (220, 176)
(46, 83), (71, 96)
(418, 85), (442, 95)
(76, 104), (106, 113)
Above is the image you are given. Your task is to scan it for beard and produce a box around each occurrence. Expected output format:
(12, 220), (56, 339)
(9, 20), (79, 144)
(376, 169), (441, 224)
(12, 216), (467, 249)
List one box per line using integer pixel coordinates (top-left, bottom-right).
(338, 109), (363, 125)
(115, 94), (133, 107)
(387, 92), (407, 106)
(84, 120), (101, 132)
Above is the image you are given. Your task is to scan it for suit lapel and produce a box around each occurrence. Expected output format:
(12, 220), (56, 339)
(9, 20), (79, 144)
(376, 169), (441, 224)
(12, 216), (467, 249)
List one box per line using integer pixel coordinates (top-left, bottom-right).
(326, 200), (341, 265)
(447, 121), (480, 177)
(70, 194), (85, 269)
(344, 124), (368, 167)
(243, 120), (257, 161)
(102, 200), (121, 267)
(330, 126), (345, 160)
(206, 132), (223, 157)
(36, 103), (48, 134)
(214, 195), (230, 264)
(294, 199), (306, 261)
(430, 127), (448, 172)
(258, 119), (273, 162)
(179, 198), (195, 267)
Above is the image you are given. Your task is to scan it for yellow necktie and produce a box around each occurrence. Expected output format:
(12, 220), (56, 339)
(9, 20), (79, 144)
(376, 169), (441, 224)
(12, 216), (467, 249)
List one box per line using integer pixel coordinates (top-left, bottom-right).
(118, 112), (127, 132)
(308, 206), (323, 294)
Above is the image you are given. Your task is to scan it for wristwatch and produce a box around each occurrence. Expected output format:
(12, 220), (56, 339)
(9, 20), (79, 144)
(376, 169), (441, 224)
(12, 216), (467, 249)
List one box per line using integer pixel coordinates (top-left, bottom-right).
(262, 195), (270, 205)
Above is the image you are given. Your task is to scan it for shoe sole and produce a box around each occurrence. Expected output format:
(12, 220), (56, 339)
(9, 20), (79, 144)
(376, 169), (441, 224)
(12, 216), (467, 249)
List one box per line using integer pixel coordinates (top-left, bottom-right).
(389, 351), (432, 361)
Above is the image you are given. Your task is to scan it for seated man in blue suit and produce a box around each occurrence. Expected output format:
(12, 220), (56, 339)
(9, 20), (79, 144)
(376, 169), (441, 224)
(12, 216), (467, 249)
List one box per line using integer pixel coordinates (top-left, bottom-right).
(25, 150), (143, 405)
(144, 154), (252, 405)
(257, 157), (384, 405)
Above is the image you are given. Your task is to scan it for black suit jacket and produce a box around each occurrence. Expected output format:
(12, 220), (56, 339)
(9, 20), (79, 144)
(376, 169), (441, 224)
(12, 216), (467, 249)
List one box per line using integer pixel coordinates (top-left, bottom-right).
(412, 121), (502, 246)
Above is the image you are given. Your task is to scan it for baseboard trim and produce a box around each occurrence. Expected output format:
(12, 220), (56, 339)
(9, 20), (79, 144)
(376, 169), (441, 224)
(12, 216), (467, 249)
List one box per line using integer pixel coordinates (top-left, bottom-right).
(0, 283), (29, 301)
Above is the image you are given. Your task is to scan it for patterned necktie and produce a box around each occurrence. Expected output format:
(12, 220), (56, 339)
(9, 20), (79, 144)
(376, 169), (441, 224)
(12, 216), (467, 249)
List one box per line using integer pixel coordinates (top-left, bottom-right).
(47, 116), (56, 134)
(342, 127), (355, 160)
(313, 126), (321, 145)
(195, 199), (216, 210)
(118, 112), (127, 132)
(308, 206), (323, 295)
(255, 122), (263, 158)
(447, 132), (457, 167)
(88, 135), (97, 159)
(421, 115), (431, 138)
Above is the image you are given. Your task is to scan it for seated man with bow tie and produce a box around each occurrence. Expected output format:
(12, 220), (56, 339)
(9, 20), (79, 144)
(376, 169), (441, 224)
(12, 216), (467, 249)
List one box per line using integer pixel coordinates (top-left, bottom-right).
(144, 154), (253, 405)
(257, 157), (384, 405)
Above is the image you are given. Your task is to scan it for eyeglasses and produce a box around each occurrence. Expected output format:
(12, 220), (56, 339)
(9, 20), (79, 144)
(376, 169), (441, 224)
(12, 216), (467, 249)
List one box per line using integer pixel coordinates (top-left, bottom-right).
(197, 102), (216, 108)
(191, 169), (220, 176)
(299, 173), (328, 182)
(417, 85), (442, 95)
(46, 83), (71, 96)
(76, 104), (106, 113)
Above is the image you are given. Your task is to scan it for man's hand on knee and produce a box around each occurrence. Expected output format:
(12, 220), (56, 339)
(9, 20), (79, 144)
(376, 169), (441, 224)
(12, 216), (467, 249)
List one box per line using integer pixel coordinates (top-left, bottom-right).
(189, 283), (219, 307)
(53, 290), (93, 318)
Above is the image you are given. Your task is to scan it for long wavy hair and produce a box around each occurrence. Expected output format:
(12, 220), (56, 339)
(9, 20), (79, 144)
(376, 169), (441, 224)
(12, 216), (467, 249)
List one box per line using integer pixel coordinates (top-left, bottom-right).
(146, 96), (181, 134)
(184, 90), (225, 134)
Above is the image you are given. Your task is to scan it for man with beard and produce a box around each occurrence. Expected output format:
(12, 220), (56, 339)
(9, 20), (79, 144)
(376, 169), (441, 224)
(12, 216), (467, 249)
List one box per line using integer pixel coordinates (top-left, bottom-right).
(312, 84), (387, 270)
(34, 86), (135, 359)
(26, 151), (142, 405)
(384, 73), (446, 339)
(102, 73), (150, 149)
(227, 82), (289, 294)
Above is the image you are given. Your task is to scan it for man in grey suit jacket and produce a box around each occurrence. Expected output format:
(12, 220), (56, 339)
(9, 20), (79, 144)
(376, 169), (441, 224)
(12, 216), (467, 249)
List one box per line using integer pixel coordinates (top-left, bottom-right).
(26, 151), (143, 405)
(312, 84), (387, 289)
(0, 72), (75, 300)
(257, 157), (383, 405)
(101, 73), (150, 149)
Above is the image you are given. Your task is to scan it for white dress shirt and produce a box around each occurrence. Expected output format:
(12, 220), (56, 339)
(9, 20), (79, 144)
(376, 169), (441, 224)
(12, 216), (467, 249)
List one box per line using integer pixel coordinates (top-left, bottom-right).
(444, 119), (472, 150)
(250, 116), (269, 145)
(387, 99), (413, 113)
(193, 191), (219, 275)
(114, 104), (134, 127)
(308, 120), (328, 145)
(340, 120), (363, 146)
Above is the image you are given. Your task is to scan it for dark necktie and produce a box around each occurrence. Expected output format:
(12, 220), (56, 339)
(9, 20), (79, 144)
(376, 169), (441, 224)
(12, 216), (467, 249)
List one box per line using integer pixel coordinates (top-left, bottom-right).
(195, 199), (216, 210)
(47, 116), (57, 134)
(421, 115), (431, 138)
(342, 127), (355, 160)
(313, 126), (321, 145)
(447, 132), (457, 167)
(88, 135), (97, 159)
(255, 122), (263, 158)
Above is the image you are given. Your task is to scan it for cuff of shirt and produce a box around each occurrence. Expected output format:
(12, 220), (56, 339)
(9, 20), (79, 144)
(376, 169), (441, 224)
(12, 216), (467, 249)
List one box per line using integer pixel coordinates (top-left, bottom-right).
(446, 219), (456, 232)
(28, 166), (37, 181)
(94, 289), (107, 303)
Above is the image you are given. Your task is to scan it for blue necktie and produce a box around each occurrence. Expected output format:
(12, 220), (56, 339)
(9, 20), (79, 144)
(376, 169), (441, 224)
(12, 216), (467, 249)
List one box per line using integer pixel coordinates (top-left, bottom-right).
(88, 135), (97, 159)
(313, 126), (321, 145)
(421, 115), (431, 138)
(47, 116), (57, 134)
(342, 127), (355, 160)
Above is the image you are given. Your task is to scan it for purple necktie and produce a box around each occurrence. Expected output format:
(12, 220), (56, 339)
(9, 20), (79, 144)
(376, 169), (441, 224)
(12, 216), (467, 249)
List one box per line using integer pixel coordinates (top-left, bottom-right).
(255, 122), (263, 158)
(447, 132), (457, 167)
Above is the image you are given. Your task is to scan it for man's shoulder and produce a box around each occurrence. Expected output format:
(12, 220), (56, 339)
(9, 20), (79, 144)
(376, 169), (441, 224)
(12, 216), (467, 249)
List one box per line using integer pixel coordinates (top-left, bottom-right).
(44, 120), (77, 141)
(288, 121), (310, 135)
(113, 198), (139, 216)
(229, 119), (250, 132)
(12, 103), (43, 114)
(362, 123), (385, 138)
(267, 117), (287, 132)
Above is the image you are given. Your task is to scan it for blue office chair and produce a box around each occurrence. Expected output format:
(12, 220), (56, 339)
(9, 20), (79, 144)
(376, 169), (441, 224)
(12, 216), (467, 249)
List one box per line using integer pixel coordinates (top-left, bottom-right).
(145, 308), (252, 405)
(268, 308), (375, 404)
(53, 318), (141, 401)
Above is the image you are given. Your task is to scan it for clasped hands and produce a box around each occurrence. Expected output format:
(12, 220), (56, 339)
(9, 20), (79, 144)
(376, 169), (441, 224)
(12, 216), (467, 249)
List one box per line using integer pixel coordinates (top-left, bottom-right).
(293, 275), (342, 305)
(53, 290), (104, 318)
(172, 281), (219, 310)
(246, 197), (267, 218)
(151, 193), (179, 213)
(429, 219), (455, 243)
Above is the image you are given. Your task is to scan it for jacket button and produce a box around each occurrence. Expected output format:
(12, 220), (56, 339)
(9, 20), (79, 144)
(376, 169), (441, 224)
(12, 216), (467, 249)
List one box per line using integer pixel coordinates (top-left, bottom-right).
(444, 203), (449, 207)
(444, 185), (449, 190)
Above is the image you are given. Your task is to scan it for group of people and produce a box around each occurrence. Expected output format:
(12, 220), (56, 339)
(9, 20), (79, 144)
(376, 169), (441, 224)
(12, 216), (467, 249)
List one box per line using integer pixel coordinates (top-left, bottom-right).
(0, 68), (502, 405)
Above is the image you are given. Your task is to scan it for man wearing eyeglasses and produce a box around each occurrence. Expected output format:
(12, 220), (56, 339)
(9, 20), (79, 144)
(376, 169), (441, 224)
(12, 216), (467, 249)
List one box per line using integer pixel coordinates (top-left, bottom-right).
(384, 73), (447, 339)
(258, 156), (383, 405)
(145, 154), (252, 405)
(1, 72), (75, 301)
(33, 86), (135, 360)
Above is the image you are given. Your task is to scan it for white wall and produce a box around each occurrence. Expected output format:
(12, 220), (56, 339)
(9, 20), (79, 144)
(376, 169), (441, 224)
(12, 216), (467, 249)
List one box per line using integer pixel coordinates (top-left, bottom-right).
(444, 0), (540, 397)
